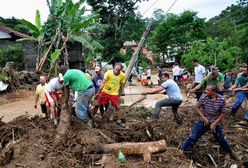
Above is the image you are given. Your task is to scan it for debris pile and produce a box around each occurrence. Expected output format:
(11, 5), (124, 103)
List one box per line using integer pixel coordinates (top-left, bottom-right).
(0, 105), (247, 168)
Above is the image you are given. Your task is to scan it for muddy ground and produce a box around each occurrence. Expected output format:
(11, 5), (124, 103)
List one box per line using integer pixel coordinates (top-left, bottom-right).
(0, 72), (248, 168)
(0, 98), (247, 168)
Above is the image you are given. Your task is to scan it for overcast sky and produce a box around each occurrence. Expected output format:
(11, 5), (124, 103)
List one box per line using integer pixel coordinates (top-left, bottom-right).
(0, 0), (237, 24)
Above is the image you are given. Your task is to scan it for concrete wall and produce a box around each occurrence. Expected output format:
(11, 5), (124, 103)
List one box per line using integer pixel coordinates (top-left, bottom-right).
(68, 42), (84, 69)
(0, 41), (38, 70)
(0, 41), (84, 70)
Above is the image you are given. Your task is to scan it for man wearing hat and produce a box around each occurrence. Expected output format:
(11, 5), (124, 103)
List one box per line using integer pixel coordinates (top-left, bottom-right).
(45, 73), (64, 127)
(92, 66), (105, 116)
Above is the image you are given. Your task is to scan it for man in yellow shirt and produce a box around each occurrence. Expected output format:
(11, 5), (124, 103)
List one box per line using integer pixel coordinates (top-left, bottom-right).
(93, 63), (126, 125)
(34, 76), (48, 117)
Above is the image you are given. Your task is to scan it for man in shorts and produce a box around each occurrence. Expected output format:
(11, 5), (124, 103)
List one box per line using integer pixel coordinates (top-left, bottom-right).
(34, 76), (47, 117)
(93, 63), (126, 126)
(45, 73), (64, 127)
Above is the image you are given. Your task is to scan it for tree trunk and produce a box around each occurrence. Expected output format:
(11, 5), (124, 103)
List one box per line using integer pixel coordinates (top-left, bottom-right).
(37, 32), (59, 71)
(103, 140), (166, 161)
(55, 87), (72, 141)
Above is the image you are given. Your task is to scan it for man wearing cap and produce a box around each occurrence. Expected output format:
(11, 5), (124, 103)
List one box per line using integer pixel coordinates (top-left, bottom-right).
(34, 76), (48, 117)
(92, 66), (105, 116)
(60, 66), (95, 129)
(93, 63), (126, 126)
(45, 73), (64, 127)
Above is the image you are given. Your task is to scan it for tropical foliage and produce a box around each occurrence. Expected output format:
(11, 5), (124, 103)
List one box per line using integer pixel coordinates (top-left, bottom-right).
(149, 11), (207, 63)
(1, 0), (247, 71)
(18, 0), (102, 74)
(182, 37), (242, 72)
(87, 0), (147, 62)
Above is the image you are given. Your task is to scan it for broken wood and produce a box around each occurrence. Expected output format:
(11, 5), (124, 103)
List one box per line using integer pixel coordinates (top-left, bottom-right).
(128, 95), (147, 108)
(208, 154), (217, 168)
(97, 130), (115, 143)
(103, 140), (166, 161)
(55, 87), (72, 141)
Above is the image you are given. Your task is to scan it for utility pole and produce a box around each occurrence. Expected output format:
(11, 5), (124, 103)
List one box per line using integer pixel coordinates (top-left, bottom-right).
(124, 21), (153, 85)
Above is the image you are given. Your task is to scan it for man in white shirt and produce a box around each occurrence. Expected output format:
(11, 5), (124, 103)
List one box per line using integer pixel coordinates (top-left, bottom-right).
(146, 67), (153, 86)
(45, 73), (64, 127)
(172, 63), (180, 84)
(143, 73), (183, 124)
(191, 59), (206, 100)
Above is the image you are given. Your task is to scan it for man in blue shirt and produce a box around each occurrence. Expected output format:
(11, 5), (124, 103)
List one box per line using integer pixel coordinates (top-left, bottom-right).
(143, 73), (183, 124)
(228, 68), (248, 117)
(92, 66), (105, 116)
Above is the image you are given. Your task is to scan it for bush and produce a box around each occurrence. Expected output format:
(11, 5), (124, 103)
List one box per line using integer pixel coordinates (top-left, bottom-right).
(0, 68), (11, 81)
(0, 45), (24, 70)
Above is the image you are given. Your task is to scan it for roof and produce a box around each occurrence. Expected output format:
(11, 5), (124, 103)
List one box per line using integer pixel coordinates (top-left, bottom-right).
(0, 25), (35, 40)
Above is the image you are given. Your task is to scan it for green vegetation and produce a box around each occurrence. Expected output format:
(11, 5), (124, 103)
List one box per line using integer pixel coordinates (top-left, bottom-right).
(0, 68), (11, 82)
(0, 45), (23, 70)
(182, 37), (242, 72)
(0, 0), (247, 72)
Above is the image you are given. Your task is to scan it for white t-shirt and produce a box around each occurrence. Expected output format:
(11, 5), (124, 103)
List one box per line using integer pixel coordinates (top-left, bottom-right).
(46, 77), (63, 92)
(172, 66), (180, 76)
(147, 69), (151, 77)
(194, 64), (206, 83)
(161, 79), (182, 100)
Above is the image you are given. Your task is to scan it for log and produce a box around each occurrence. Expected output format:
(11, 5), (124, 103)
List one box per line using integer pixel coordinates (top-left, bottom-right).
(128, 96), (146, 108)
(103, 140), (166, 161)
(55, 87), (72, 141)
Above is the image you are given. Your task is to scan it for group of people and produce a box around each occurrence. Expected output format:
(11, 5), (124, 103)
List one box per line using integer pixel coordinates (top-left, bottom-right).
(35, 63), (126, 128)
(128, 65), (153, 86)
(35, 59), (247, 160)
(144, 59), (247, 160)
(172, 63), (190, 85)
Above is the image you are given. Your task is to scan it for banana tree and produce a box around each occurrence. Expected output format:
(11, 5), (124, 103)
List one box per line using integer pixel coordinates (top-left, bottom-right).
(19, 10), (45, 69)
(38, 0), (101, 73)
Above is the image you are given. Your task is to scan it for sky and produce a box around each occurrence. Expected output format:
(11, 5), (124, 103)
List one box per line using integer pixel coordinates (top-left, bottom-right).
(0, 0), (238, 24)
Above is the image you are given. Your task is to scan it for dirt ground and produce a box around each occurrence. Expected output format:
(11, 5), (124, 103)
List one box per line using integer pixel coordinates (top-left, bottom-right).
(0, 76), (248, 168)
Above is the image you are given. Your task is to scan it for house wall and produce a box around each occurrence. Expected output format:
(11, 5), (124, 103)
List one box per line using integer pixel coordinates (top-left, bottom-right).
(68, 42), (84, 69)
(0, 41), (38, 70)
(0, 30), (11, 39)
(0, 41), (84, 70)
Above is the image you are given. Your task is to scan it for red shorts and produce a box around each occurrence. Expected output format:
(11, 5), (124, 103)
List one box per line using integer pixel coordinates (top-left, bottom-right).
(97, 92), (120, 106)
(45, 91), (61, 107)
(182, 76), (188, 81)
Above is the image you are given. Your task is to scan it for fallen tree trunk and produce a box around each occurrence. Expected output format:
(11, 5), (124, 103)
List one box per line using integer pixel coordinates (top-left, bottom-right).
(55, 87), (72, 141)
(103, 140), (166, 161)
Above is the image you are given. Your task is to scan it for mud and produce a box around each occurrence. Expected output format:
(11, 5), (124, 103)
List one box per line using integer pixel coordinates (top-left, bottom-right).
(0, 104), (247, 168)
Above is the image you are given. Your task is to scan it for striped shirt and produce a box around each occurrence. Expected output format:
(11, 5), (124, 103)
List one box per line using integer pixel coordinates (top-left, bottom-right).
(197, 94), (226, 122)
